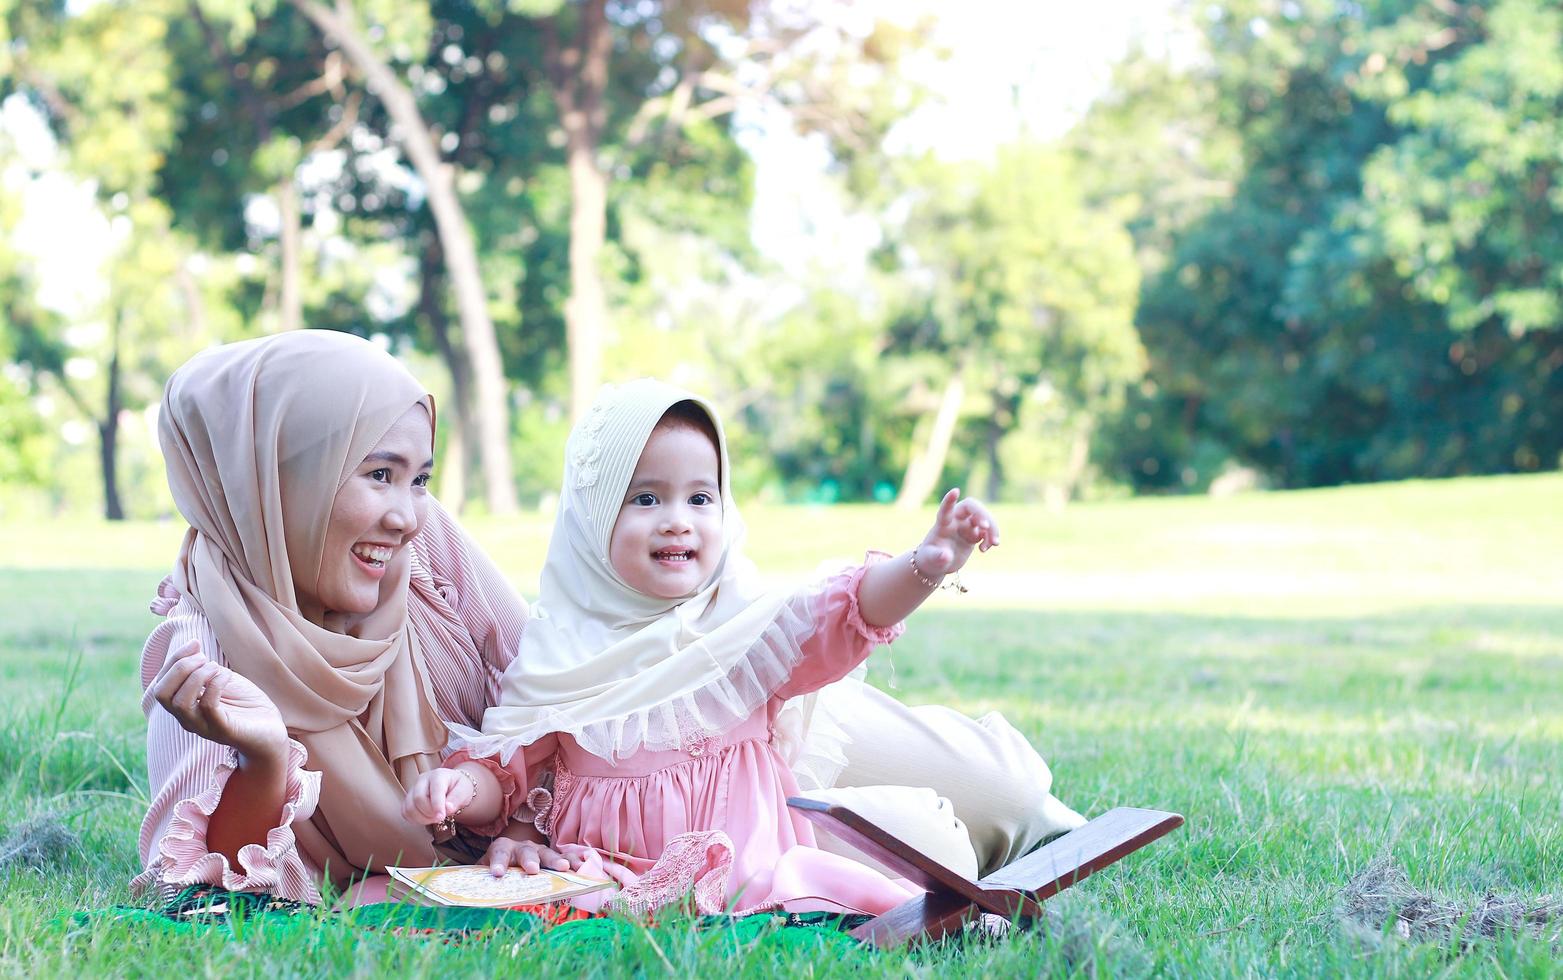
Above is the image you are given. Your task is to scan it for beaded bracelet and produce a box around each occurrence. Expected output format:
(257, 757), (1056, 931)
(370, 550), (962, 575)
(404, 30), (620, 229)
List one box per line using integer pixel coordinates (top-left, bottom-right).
(436, 767), (481, 837)
(909, 551), (967, 594)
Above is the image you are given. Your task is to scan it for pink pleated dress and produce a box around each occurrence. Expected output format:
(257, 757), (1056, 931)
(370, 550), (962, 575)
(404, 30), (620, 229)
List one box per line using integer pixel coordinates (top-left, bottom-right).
(464, 559), (921, 916)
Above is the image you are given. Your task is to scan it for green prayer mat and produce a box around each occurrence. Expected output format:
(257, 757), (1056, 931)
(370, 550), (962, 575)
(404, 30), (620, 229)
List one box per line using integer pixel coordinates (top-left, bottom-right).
(68, 885), (872, 956)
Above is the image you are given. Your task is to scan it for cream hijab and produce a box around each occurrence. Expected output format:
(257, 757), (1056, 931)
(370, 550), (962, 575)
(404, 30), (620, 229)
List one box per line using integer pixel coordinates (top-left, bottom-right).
(465, 379), (819, 762)
(158, 330), (447, 882)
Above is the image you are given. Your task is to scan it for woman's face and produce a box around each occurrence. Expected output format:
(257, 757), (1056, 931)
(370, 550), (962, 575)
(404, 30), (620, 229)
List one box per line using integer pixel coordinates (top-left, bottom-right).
(296, 404), (434, 631)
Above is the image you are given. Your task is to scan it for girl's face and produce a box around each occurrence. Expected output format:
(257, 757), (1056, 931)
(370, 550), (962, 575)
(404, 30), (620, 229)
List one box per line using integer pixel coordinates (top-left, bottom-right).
(608, 422), (723, 599)
(295, 404), (434, 631)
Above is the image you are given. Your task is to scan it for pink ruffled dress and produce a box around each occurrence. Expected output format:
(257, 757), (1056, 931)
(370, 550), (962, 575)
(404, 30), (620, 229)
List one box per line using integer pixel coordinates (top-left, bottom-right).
(460, 558), (919, 916)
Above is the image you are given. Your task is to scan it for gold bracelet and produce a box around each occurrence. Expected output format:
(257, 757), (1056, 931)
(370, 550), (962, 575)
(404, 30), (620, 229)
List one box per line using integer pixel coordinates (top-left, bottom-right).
(908, 550), (942, 588)
(436, 767), (480, 836)
(909, 551), (967, 593)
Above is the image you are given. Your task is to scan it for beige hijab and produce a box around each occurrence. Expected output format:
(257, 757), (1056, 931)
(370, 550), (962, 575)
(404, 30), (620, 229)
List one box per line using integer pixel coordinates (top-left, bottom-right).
(458, 379), (822, 763)
(158, 330), (447, 883)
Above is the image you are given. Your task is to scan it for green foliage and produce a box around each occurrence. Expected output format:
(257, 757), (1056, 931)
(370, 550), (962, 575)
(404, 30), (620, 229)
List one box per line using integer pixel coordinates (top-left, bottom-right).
(886, 145), (1144, 501)
(1082, 0), (1563, 490)
(17, 0), (182, 196)
(6, 0), (1560, 513)
(0, 345), (50, 498)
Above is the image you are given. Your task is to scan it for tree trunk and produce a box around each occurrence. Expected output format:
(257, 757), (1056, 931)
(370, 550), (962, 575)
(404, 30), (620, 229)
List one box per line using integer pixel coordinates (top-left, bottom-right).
(564, 128), (609, 423)
(277, 176), (303, 332)
(1062, 420), (1093, 502)
(174, 261), (207, 339)
(896, 370), (966, 509)
(983, 412), (1005, 502)
(419, 236), (473, 511)
(100, 313), (125, 521)
(544, 0), (612, 423)
(293, 0), (518, 515)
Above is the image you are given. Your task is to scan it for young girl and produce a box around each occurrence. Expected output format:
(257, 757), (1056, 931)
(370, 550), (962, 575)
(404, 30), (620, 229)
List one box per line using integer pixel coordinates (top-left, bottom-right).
(404, 380), (1007, 914)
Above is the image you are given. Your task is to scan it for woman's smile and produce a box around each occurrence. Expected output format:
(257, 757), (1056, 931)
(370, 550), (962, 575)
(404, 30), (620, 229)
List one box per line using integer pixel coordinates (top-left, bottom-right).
(350, 541), (399, 576)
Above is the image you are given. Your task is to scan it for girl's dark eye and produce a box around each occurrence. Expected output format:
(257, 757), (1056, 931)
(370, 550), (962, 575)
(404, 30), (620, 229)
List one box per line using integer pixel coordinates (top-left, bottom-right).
(634, 492), (658, 506)
(690, 492), (715, 506)
(413, 473), (431, 488)
(369, 468), (391, 483)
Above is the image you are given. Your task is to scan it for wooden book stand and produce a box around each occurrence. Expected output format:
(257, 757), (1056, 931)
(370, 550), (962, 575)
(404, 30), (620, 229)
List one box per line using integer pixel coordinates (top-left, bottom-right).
(786, 798), (1184, 947)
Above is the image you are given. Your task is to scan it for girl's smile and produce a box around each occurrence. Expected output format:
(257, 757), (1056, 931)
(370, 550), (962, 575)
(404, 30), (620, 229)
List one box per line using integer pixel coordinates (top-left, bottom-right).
(609, 423), (722, 599)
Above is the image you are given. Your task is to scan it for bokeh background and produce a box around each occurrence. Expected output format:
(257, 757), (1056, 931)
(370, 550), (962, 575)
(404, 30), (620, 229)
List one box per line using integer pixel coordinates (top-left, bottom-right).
(2, 0), (1558, 519)
(3, 4), (1562, 973)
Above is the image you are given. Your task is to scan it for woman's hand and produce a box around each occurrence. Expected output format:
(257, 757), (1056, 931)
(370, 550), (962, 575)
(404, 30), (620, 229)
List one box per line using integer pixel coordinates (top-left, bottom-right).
(480, 835), (592, 877)
(401, 767), (477, 826)
(150, 640), (289, 764)
(915, 488), (1000, 579)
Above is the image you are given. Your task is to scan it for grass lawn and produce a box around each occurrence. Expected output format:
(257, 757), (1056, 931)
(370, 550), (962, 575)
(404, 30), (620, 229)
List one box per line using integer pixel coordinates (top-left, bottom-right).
(1, 473), (1559, 976)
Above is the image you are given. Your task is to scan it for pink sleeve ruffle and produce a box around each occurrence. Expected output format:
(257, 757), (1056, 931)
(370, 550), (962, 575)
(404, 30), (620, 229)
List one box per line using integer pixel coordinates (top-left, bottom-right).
(842, 550), (908, 646)
(137, 737), (322, 903)
(443, 748), (525, 838)
(136, 592), (325, 904)
(774, 552), (906, 700)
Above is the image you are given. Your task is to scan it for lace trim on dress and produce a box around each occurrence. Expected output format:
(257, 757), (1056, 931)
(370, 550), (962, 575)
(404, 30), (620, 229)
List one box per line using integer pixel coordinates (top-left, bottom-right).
(446, 582), (827, 765)
(137, 737), (322, 904)
(544, 761), (577, 840)
(612, 830), (735, 916)
(775, 664), (868, 793)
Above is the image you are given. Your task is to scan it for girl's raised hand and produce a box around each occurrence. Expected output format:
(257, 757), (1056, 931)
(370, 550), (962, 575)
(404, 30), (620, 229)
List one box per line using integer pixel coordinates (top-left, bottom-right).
(915, 488), (1000, 579)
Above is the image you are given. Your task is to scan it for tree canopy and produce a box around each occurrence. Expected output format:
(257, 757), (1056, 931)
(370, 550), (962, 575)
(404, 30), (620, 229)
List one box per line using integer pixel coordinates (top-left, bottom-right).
(2, 0), (1557, 518)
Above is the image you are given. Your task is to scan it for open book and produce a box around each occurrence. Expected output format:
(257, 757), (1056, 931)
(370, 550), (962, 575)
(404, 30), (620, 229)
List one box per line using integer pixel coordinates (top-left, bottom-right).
(386, 864), (615, 908)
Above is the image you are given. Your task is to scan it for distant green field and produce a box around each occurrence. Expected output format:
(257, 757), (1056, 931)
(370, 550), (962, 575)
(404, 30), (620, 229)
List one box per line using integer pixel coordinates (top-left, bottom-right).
(2, 474), (1560, 975)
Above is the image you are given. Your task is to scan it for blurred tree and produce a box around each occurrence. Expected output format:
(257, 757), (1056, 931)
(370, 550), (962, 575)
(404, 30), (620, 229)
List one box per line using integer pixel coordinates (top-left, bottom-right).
(0, 213), (57, 509)
(1068, 48), (1241, 280)
(884, 145), (1143, 505)
(373, 0), (758, 504)
(2, 0), (211, 519)
(523, 0), (929, 421)
(1324, 0), (1562, 473)
(1067, 44), (1244, 492)
(167, 0), (360, 335)
(286, 0), (520, 514)
(1081, 0), (1561, 489)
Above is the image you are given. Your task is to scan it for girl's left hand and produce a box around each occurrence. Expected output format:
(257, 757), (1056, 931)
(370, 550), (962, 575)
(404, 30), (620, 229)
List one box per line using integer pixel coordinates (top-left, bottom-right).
(915, 488), (1000, 579)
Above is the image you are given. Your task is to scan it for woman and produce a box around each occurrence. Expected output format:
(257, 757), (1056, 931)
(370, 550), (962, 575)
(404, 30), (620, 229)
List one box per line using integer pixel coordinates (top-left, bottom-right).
(136, 330), (1079, 905)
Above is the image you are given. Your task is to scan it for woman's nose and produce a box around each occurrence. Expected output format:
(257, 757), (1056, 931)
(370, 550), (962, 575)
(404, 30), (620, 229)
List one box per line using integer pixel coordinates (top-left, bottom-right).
(383, 490), (418, 534)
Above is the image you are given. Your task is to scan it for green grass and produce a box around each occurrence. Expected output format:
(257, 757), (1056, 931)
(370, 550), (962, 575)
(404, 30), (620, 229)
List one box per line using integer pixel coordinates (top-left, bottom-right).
(3, 473), (1560, 976)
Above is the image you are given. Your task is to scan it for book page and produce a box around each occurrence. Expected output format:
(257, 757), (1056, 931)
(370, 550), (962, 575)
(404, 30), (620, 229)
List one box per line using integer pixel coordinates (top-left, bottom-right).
(388, 865), (613, 907)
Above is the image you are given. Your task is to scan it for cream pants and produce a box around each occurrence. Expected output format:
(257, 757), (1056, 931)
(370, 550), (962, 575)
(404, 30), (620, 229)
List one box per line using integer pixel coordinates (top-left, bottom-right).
(799, 678), (1085, 879)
